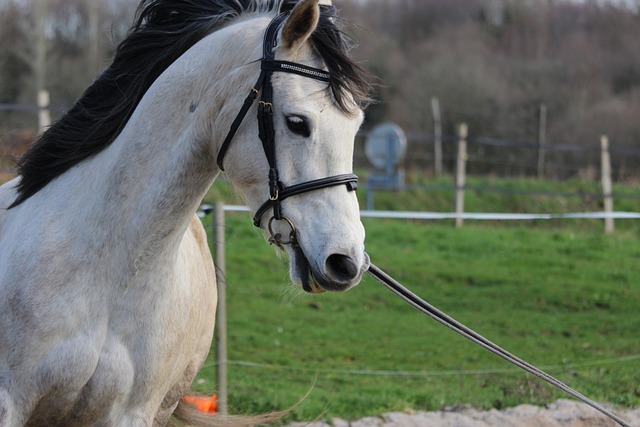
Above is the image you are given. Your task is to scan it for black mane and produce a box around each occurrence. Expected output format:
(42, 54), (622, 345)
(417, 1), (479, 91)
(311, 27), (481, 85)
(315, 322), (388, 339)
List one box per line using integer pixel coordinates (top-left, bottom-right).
(10, 0), (371, 208)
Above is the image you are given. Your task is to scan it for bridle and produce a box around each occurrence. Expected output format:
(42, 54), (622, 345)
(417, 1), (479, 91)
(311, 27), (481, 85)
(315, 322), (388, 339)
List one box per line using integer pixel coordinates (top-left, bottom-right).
(216, 11), (359, 246)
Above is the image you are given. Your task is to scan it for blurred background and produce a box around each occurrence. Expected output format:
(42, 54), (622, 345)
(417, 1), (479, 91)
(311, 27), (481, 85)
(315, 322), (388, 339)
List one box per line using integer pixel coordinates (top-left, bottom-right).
(1, 0), (639, 182)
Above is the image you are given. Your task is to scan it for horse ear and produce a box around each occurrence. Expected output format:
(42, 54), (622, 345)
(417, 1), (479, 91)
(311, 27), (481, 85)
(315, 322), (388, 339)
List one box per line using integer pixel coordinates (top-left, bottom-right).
(281, 0), (320, 53)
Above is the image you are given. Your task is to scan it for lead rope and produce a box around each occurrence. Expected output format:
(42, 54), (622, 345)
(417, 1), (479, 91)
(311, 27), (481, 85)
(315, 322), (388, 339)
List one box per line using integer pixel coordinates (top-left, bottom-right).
(366, 263), (632, 427)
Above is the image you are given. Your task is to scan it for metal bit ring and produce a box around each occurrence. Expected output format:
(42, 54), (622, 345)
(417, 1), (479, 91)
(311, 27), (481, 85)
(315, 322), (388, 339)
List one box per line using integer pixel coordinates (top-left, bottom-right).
(267, 216), (298, 247)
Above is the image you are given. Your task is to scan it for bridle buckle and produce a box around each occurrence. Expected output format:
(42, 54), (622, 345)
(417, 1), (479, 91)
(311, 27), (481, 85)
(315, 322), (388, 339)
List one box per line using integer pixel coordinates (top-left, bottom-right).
(258, 101), (273, 112)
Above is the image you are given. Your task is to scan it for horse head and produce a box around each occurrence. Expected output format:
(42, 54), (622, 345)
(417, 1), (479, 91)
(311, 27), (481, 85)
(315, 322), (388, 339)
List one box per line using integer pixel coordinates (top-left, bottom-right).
(219, 0), (371, 293)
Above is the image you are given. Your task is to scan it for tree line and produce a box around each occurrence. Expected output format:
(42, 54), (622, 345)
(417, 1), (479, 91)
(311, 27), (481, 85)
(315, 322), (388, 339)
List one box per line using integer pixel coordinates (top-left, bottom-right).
(339, 0), (640, 177)
(1, 0), (639, 178)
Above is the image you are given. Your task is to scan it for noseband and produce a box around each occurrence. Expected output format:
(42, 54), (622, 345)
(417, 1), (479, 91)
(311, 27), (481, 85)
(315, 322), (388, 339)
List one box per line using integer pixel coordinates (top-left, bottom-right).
(216, 12), (359, 246)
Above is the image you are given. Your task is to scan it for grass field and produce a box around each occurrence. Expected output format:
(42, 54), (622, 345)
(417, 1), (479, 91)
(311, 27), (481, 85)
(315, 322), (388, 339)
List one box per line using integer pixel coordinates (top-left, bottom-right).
(194, 188), (640, 422)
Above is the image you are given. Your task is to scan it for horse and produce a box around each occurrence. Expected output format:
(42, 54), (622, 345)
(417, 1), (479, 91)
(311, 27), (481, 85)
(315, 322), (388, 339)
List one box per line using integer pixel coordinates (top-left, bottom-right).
(0, 0), (372, 425)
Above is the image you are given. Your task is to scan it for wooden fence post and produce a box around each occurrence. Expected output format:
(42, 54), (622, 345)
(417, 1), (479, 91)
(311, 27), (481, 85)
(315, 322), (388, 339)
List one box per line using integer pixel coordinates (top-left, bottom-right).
(214, 202), (228, 415)
(34, 0), (47, 102)
(455, 123), (468, 228)
(431, 97), (443, 177)
(537, 103), (547, 179)
(600, 136), (614, 235)
(37, 89), (51, 134)
(88, 0), (101, 76)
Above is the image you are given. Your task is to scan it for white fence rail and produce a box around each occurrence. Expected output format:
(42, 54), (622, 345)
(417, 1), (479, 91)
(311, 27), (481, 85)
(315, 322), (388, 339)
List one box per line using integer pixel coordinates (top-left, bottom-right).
(209, 204), (640, 221)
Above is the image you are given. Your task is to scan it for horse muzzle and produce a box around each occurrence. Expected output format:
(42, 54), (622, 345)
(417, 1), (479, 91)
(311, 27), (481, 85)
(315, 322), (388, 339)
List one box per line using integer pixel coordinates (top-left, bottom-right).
(292, 244), (370, 294)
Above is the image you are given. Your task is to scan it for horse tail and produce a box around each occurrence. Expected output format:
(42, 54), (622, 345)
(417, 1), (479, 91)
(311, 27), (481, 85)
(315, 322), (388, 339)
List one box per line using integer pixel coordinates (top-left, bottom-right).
(170, 399), (292, 427)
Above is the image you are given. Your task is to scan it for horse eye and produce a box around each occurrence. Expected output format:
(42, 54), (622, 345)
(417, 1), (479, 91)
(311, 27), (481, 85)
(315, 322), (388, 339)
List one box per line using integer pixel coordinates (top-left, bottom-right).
(285, 115), (311, 138)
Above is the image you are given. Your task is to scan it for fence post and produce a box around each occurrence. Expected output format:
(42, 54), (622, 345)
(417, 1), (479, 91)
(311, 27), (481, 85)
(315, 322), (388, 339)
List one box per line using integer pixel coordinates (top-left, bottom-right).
(455, 123), (468, 228)
(431, 97), (443, 177)
(214, 202), (228, 415)
(88, 0), (101, 76)
(37, 89), (51, 134)
(34, 0), (47, 108)
(600, 136), (614, 235)
(537, 103), (547, 179)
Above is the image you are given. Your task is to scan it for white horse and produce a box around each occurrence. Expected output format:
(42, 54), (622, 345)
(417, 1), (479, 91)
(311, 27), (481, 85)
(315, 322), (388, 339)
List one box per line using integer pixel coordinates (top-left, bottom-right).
(0, 0), (371, 425)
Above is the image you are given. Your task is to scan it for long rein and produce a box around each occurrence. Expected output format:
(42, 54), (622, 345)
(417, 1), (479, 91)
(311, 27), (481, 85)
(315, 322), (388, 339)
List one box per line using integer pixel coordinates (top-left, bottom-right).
(366, 263), (632, 427)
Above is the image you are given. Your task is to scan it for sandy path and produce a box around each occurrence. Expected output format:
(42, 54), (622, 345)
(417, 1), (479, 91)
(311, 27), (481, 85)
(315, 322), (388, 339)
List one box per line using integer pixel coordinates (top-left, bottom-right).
(288, 400), (640, 427)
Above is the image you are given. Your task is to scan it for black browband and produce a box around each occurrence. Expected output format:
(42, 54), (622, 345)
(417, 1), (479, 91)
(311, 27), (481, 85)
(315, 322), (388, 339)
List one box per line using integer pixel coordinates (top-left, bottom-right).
(216, 11), (359, 228)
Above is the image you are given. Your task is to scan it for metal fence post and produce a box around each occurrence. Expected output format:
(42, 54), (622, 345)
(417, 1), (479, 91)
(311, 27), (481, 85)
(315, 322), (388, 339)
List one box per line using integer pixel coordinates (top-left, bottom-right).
(431, 97), (443, 177)
(214, 202), (228, 415)
(455, 123), (468, 228)
(600, 136), (614, 235)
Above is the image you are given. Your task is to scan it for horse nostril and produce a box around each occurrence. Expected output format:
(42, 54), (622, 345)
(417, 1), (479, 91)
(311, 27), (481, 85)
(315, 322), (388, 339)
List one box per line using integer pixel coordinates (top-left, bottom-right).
(325, 254), (360, 283)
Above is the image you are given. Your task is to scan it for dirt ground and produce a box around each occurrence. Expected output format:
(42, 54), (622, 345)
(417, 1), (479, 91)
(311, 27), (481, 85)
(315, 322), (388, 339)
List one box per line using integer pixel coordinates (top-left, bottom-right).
(288, 400), (640, 427)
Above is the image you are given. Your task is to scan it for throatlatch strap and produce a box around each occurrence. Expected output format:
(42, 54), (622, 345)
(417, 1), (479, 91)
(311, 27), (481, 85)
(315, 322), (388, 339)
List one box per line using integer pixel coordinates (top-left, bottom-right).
(216, 71), (266, 170)
(217, 13), (286, 171)
(263, 13), (288, 60)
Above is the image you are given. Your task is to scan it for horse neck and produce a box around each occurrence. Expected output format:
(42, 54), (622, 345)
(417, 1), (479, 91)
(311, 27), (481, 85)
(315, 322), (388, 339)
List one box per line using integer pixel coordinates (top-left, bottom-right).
(73, 17), (267, 265)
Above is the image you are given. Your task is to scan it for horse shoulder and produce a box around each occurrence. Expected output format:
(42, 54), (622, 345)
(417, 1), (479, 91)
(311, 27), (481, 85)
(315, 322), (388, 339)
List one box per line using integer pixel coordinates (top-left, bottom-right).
(175, 215), (217, 382)
(149, 216), (217, 424)
(179, 214), (217, 337)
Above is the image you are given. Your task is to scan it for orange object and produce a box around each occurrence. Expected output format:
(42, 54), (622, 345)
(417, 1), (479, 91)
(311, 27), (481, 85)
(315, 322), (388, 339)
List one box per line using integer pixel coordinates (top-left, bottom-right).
(181, 393), (218, 414)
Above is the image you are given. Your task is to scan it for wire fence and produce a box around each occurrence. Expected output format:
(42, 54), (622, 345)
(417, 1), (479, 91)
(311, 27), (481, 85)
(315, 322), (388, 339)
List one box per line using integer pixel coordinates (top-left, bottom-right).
(2, 101), (640, 185)
(353, 131), (640, 181)
(204, 353), (640, 378)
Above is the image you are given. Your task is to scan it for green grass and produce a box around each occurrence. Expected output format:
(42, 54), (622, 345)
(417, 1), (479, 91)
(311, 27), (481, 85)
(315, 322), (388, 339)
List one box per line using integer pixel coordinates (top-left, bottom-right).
(194, 209), (640, 422)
